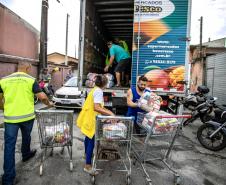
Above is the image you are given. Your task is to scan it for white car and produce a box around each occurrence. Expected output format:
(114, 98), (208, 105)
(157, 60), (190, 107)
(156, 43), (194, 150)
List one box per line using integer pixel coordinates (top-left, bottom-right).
(53, 77), (85, 109)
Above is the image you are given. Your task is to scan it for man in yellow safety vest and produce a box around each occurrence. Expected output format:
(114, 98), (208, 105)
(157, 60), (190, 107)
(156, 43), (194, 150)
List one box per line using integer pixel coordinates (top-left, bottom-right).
(0, 61), (54, 185)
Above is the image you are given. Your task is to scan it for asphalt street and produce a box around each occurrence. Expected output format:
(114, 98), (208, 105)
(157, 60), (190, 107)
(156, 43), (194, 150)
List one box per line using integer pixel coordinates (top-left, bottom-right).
(0, 104), (226, 185)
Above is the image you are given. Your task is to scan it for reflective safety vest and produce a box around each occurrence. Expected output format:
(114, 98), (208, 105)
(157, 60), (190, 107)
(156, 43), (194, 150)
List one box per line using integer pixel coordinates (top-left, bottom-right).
(0, 72), (35, 123)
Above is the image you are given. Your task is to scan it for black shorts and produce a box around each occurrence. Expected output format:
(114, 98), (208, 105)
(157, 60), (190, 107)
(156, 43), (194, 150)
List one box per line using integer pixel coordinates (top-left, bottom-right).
(114, 58), (131, 74)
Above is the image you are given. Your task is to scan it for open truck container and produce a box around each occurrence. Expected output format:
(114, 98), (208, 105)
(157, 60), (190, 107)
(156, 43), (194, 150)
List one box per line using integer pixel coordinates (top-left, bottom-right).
(78, 0), (191, 114)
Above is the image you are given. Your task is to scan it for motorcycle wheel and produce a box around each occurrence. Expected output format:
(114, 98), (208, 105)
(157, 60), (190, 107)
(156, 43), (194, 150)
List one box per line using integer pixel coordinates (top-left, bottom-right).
(197, 124), (226, 151)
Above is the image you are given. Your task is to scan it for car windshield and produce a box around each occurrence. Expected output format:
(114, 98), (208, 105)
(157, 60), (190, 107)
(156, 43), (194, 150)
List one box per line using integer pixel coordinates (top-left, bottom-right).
(64, 77), (78, 87)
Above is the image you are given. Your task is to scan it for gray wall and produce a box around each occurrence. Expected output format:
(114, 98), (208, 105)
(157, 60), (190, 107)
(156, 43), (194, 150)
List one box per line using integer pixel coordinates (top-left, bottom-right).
(206, 52), (226, 105)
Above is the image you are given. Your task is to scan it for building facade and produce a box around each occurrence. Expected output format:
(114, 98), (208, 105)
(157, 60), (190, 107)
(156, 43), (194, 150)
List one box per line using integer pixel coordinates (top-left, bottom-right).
(0, 3), (39, 78)
(190, 38), (226, 104)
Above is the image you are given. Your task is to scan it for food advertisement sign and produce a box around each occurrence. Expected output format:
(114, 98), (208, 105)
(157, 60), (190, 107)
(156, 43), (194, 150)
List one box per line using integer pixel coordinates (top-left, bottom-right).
(132, 0), (190, 93)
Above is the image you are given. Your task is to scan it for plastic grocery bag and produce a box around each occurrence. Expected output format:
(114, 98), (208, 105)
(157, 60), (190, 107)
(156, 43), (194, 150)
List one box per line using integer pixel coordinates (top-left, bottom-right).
(141, 111), (180, 134)
(106, 80), (114, 88)
(44, 122), (70, 145)
(138, 91), (161, 112)
(104, 73), (114, 81)
(103, 122), (127, 139)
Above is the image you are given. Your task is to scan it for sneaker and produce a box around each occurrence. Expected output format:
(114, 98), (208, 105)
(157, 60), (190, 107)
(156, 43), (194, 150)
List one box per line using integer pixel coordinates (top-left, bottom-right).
(22, 149), (37, 162)
(83, 168), (99, 175)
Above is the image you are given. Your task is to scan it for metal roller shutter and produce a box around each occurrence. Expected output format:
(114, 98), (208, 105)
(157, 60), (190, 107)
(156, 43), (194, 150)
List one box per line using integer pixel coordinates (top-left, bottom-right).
(206, 52), (226, 105)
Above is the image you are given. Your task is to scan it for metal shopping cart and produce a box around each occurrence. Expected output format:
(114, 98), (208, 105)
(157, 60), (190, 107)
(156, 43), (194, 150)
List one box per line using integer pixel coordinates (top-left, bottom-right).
(132, 110), (191, 185)
(35, 109), (74, 176)
(91, 115), (134, 185)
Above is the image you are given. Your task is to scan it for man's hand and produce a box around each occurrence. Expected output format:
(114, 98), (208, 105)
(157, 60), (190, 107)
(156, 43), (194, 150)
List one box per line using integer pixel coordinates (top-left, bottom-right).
(48, 101), (55, 108)
(104, 66), (109, 72)
(137, 101), (142, 108)
(109, 112), (115, 116)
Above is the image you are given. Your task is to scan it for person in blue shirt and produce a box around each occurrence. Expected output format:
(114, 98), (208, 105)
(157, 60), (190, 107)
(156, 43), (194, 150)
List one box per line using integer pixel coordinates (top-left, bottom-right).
(126, 75), (149, 134)
(104, 41), (131, 87)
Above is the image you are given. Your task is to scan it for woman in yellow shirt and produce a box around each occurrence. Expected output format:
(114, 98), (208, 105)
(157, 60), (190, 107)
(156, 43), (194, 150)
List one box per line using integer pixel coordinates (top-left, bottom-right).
(77, 75), (114, 175)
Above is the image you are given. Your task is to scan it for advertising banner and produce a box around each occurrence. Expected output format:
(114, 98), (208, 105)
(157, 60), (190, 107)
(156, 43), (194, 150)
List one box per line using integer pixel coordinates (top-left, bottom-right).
(132, 0), (190, 93)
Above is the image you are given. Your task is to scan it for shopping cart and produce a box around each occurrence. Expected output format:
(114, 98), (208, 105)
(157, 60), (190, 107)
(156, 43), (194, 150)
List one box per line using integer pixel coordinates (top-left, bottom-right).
(35, 109), (74, 176)
(132, 110), (191, 185)
(91, 115), (134, 185)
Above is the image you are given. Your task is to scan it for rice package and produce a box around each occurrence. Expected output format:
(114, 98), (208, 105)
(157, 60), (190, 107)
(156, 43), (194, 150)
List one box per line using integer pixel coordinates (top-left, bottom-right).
(138, 91), (161, 112)
(103, 122), (127, 139)
(141, 111), (180, 134)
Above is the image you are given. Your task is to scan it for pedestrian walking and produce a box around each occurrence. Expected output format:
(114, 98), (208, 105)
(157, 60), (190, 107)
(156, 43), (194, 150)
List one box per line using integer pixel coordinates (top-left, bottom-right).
(0, 61), (54, 185)
(77, 75), (115, 175)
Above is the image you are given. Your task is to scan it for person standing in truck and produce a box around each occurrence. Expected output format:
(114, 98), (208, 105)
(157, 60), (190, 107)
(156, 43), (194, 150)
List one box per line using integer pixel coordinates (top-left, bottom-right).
(126, 75), (149, 134)
(114, 38), (131, 84)
(104, 41), (131, 87)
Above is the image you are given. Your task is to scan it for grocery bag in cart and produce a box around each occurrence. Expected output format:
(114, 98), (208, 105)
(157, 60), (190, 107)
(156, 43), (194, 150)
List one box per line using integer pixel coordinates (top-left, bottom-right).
(132, 107), (192, 185)
(141, 111), (180, 134)
(103, 122), (127, 139)
(44, 122), (71, 145)
(91, 115), (134, 185)
(36, 109), (74, 176)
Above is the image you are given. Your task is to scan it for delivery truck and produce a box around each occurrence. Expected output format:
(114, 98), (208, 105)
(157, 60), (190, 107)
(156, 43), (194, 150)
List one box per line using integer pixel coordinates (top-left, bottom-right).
(78, 0), (192, 114)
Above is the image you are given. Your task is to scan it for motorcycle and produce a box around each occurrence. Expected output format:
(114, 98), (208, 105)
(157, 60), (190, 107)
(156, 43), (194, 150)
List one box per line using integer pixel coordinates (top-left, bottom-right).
(183, 86), (209, 110)
(182, 86), (214, 126)
(197, 104), (226, 151)
(34, 81), (54, 105)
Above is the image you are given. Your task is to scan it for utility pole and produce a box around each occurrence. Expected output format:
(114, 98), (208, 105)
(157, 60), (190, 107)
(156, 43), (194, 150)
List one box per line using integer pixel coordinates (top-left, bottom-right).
(39, 0), (49, 74)
(199, 16), (203, 58)
(65, 13), (69, 65)
(199, 16), (205, 85)
(75, 44), (77, 59)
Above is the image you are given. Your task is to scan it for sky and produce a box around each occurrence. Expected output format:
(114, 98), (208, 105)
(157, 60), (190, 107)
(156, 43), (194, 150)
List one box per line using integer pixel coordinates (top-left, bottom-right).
(0, 0), (80, 58)
(1, 0), (226, 58)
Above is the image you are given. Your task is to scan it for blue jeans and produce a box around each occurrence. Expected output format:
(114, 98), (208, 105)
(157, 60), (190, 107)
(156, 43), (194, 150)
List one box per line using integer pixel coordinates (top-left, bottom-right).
(84, 136), (95, 165)
(2, 119), (34, 185)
